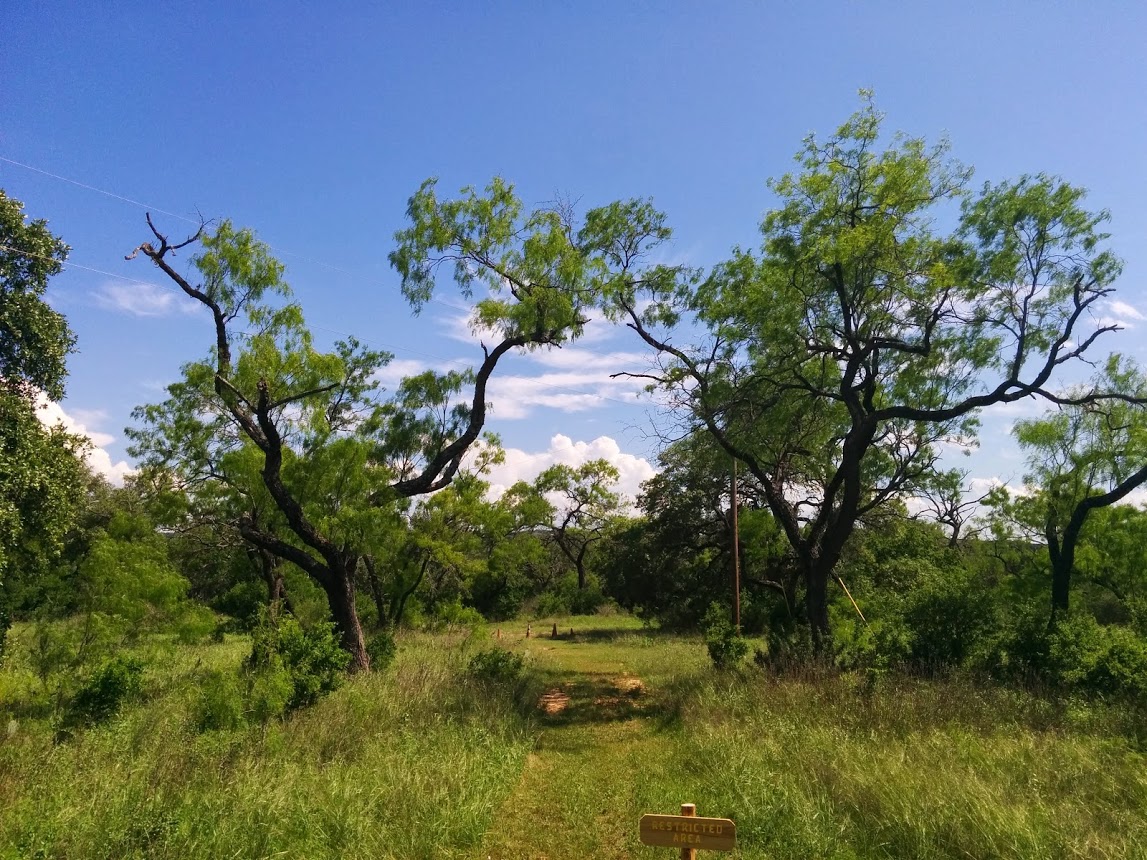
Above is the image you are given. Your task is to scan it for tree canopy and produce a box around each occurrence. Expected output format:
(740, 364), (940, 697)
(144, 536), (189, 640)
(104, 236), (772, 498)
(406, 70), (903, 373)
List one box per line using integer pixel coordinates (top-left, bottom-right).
(0, 191), (86, 652)
(602, 97), (1130, 648)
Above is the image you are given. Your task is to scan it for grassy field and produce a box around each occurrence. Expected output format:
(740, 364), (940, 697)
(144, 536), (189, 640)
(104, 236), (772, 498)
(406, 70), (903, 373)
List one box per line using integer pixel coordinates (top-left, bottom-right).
(2, 614), (1146, 859)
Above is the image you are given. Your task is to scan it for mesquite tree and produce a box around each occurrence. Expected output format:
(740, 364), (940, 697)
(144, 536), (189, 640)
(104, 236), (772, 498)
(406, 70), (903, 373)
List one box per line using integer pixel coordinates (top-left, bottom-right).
(600, 99), (1132, 650)
(128, 178), (674, 669)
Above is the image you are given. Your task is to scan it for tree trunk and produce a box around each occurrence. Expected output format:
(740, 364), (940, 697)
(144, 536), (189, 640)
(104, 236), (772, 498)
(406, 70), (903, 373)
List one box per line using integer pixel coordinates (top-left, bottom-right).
(363, 555), (389, 628)
(324, 568), (370, 673)
(247, 546), (293, 614)
(1046, 509), (1075, 618)
(1048, 534), (1075, 617)
(804, 563), (831, 654)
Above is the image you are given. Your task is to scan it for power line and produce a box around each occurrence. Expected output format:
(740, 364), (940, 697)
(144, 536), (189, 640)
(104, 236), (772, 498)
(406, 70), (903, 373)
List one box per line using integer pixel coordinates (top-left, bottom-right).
(0, 155), (202, 225)
(0, 153), (649, 353)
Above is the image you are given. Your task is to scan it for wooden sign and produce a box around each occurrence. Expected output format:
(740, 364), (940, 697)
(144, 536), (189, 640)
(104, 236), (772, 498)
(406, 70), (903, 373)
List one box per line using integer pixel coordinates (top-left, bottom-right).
(640, 804), (736, 855)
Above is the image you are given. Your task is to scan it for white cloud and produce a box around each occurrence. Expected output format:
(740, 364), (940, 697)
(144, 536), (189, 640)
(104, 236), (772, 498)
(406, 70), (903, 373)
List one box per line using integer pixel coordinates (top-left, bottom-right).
(372, 358), (437, 390)
(34, 395), (132, 485)
(94, 281), (199, 317)
(485, 370), (647, 419)
(478, 433), (656, 505)
(1109, 300), (1146, 322)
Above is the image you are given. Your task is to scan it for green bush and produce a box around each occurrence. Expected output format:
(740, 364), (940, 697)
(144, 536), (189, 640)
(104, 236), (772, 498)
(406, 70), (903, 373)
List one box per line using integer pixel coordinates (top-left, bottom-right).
(702, 603), (748, 669)
(1048, 615), (1147, 700)
(535, 573), (607, 618)
(175, 604), (218, 645)
(245, 610), (349, 716)
(433, 601), (485, 629)
(245, 665), (294, 724)
(366, 629), (397, 672)
(901, 568), (997, 667)
(67, 655), (144, 725)
(466, 648), (524, 684)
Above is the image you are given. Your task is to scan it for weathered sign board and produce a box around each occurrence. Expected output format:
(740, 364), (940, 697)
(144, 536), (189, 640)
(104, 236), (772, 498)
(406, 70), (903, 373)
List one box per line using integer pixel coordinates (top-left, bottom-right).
(639, 808), (736, 853)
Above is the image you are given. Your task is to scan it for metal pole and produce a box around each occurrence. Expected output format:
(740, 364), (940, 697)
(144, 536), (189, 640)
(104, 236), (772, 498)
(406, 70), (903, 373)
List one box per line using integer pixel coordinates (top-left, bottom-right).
(732, 458), (741, 633)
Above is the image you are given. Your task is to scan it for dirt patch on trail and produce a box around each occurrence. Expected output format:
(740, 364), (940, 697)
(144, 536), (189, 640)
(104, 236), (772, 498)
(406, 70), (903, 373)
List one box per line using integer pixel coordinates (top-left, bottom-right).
(615, 675), (644, 696)
(538, 687), (571, 715)
(593, 675), (645, 708)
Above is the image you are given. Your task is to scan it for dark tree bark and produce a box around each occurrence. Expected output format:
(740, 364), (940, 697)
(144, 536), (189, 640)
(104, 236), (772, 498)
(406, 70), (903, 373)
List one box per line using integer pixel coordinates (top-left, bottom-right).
(1046, 460), (1147, 618)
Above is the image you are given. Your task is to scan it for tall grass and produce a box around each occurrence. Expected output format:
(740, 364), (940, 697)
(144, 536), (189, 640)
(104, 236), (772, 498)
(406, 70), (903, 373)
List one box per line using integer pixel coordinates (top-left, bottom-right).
(646, 671), (1147, 859)
(3, 617), (1146, 859)
(0, 628), (537, 859)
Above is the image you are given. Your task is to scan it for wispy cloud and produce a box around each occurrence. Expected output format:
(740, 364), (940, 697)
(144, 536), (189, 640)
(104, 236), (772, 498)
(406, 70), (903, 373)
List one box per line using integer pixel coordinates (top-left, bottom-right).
(485, 369), (647, 419)
(372, 358), (439, 390)
(94, 281), (200, 317)
(1109, 300), (1146, 322)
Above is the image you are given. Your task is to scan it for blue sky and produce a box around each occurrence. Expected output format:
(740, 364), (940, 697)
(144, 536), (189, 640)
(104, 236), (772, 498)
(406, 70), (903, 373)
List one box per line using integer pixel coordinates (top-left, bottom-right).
(3, 2), (1146, 499)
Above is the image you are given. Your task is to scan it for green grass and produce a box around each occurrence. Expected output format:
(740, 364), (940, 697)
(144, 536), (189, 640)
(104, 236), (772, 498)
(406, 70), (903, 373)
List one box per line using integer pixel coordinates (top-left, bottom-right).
(0, 627), (537, 859)
(2, 615), (1145, 859)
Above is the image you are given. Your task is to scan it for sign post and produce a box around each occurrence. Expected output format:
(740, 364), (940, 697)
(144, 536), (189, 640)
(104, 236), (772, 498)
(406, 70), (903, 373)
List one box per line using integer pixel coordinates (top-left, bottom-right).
(639, 803), (736, 857)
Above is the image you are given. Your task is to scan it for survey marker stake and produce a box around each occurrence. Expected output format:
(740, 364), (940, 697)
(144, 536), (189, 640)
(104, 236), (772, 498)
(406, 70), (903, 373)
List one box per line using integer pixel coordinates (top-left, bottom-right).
(639, 803), (736, 858)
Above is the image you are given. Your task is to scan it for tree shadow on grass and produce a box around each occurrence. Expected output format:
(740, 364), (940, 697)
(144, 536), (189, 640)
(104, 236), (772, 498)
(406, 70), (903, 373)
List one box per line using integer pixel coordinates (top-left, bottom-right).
(533, 669), (660, 729)
(550, 626), (682, 644)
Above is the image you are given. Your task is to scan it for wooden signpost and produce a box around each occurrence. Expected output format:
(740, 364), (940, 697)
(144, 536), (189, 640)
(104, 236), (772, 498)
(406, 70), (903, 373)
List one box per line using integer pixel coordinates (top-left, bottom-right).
(639, 803), (736, 858)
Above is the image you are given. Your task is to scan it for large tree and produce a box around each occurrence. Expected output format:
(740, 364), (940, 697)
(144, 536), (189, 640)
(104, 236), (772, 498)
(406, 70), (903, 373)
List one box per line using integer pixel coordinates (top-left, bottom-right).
(129, 179), (673, 669)
(0, 191), (86, 651)
(600, 99), (1130, 649)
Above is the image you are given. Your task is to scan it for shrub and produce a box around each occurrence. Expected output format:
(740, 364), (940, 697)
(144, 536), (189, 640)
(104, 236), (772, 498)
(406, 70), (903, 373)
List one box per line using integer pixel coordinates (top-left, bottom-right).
(245, 665), (294, 724)
(175, 604), (218, 645)
(702, 603), (748, 669)
(466, 648), (524, 685)
(1048, 615), (1147, 700)
(67, 655), (144, 725)
(366, 629), (397, 672)
(245, 610), (349, 716)
(535, 573), (607, 618)
(901, 568), (997, 666)
(433, 602), (485, 629)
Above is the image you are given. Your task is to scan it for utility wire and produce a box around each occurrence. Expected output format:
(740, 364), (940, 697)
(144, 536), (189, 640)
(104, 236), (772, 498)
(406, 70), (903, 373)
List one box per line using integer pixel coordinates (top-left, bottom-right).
(1, 153), (648, 348)
(0, 155), (201, 225)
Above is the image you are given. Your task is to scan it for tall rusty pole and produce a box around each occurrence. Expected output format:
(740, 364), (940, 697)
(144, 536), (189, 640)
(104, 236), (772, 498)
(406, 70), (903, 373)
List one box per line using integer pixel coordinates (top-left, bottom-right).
(732, 458), (741, 633)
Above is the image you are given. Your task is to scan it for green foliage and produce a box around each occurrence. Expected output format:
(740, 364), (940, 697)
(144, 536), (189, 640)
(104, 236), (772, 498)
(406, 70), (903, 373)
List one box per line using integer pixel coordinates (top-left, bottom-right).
(66, 655), (144, 725)
(1009, 355), (1147, 612)
(245, 611), (349, 716)
(0, 190), (75, 399)
(535, 571), (608, 617)
(0, 192), (85, 652)
(365, 628), (397, 671)
(1046, 615), (1147, 699)
(702, 602), (747, 669)
(596, 95), (1131, 649)
(466, 647), (524, 685)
